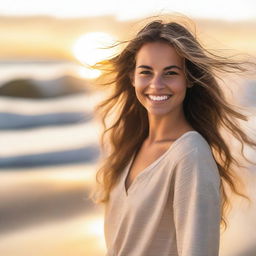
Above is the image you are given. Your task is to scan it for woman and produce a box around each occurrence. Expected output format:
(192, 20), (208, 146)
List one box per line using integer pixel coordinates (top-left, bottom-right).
(90, 17), (256, 256)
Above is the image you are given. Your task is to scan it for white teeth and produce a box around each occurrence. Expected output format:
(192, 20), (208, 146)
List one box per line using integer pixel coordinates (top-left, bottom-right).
(148, 95), (171, 101)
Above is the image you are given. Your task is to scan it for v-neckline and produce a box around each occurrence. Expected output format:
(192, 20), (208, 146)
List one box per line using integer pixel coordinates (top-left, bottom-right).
(123, 130), (199, 196)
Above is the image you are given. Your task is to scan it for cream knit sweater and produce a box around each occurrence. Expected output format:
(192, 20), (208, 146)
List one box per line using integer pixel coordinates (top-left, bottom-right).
(104, 131), (221, 256)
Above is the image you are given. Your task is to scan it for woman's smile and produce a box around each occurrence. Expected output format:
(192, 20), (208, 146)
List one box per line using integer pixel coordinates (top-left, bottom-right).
(145, 94), (172, 103)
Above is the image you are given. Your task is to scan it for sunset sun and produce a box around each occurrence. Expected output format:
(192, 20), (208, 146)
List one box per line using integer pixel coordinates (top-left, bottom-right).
(72, 32), (117, 79)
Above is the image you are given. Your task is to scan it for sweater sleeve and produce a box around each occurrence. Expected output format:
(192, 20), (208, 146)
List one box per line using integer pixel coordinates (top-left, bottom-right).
(173, 147), (221, 256)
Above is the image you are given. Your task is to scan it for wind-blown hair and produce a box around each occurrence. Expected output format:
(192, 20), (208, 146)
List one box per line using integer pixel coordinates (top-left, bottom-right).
(89, 17), (256, 232)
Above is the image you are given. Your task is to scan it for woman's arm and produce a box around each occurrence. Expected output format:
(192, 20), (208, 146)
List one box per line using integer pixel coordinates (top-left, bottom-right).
(173, 147), (221, 256)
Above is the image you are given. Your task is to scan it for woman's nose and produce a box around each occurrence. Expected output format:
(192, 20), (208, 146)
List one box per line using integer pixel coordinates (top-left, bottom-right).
(149, 75), (165, 89)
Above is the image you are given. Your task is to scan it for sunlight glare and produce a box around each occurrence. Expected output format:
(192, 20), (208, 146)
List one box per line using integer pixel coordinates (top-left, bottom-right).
(72, 32), (117, 79)
(77, 66), (101, 79)
(82, 215), (106, 251)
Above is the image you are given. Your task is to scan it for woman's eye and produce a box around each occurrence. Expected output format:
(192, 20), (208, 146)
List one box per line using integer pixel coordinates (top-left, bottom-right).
(165, 71), (178, 75)
(140, 71), (152, 75)
(138, 70), (178, 76)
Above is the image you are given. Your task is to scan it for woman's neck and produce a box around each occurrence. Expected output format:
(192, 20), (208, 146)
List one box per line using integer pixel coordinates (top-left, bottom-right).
(146, 110), (193, 144)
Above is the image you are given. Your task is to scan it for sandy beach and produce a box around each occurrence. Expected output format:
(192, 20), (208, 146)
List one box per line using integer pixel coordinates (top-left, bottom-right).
(0, 164), (106, 256)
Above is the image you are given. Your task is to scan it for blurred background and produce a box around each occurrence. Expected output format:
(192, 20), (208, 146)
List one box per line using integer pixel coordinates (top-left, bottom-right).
(0, 1), (255, 256)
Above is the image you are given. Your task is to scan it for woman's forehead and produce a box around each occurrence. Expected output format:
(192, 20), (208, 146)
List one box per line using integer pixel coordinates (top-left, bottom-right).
(135, 42), (184, 68)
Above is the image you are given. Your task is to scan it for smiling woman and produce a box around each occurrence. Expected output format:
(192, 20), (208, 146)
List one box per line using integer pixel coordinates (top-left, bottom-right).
(130, 42), (192, 117)
(89, 16), (256, 256)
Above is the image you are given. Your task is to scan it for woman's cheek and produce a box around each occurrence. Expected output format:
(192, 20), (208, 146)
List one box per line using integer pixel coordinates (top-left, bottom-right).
(168, 78), (187, 92)
(135, 76), (150, 85)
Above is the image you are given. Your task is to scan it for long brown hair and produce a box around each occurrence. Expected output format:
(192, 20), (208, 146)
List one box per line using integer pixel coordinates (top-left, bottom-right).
(89, 16), (256, 232)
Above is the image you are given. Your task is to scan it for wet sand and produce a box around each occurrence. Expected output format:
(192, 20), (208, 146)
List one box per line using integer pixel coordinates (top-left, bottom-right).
(0, 164), (107, 256)
(219, 166), (256, 256)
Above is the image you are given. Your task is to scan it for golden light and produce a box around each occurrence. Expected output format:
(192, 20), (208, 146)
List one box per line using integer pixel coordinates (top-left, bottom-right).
(82, 214), (106, 251)
(72, 32), (117, 79)
(77, 66), (101, 79)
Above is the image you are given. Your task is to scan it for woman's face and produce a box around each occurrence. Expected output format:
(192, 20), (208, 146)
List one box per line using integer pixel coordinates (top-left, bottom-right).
(131, 41), (190, 117)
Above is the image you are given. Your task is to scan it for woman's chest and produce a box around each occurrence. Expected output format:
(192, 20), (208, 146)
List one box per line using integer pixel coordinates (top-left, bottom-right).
(106, 159), (176, 228)
(125, 143), (174, 193)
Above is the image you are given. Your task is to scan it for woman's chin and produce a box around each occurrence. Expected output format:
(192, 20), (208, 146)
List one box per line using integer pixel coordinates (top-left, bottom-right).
(146, 109), (172, 117)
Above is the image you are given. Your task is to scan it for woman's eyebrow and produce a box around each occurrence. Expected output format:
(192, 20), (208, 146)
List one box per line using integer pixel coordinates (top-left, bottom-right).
(136, 65), (182, 70)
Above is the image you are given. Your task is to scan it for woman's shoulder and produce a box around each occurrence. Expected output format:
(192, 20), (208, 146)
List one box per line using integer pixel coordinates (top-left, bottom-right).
(172, 131), (213, 160)
(171, 131), (220, 187)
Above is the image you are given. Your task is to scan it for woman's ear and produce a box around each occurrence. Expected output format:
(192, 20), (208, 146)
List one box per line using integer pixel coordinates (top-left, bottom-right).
(186, 80), (194, 88)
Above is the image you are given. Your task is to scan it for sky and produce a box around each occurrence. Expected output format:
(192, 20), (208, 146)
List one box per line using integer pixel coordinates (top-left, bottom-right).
(0, 0), (255, 21)
(0, 0), (255, 82)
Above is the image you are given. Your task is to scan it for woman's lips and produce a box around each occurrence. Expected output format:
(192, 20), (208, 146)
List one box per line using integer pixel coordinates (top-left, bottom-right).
(145, 94), (172, 102)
